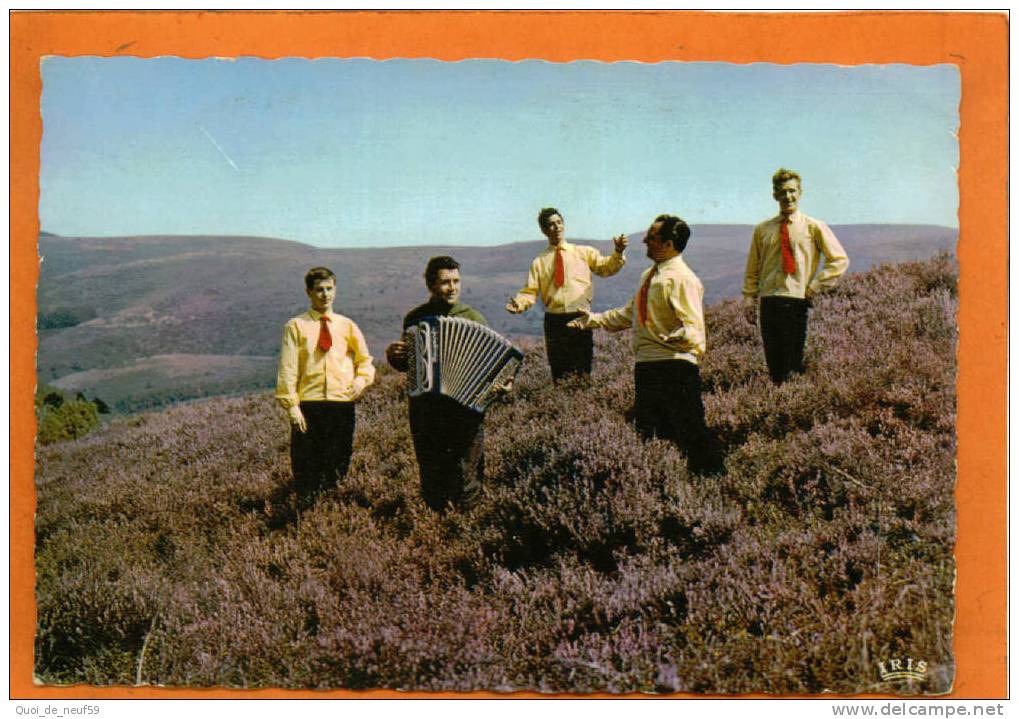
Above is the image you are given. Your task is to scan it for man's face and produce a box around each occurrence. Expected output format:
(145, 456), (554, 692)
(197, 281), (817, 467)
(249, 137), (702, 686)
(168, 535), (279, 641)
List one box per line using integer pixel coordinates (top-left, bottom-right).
(643, 221), (671, 263)
(306, 277), (336, 313)
(541, 214), (565, 245)
(429, 268), (461, 306)
(773, 179), (802, 215)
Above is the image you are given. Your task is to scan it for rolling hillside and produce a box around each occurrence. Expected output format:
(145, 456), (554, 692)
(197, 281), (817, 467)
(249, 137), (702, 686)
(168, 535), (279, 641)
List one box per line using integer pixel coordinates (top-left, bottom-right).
(34, 255), (957, 693)
(37, 225), (956, 411)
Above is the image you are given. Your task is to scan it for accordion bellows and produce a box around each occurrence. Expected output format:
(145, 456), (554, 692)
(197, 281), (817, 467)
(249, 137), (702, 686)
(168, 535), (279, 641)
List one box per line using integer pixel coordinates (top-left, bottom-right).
(405, 316), (523, 413)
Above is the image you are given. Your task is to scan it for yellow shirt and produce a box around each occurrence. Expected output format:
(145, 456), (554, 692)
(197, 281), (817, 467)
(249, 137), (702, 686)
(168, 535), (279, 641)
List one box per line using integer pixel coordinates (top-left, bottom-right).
(512, 240), (626, 313)
(742, 211), (849, 299)
(276, 309), (376, 408)
(587, 254), (705, 365)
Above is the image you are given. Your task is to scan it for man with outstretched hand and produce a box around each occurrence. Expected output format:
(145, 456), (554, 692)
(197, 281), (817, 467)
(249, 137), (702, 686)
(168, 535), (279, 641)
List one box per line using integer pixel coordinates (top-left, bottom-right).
(506, 207), (628, 382)
(570, 215), (722, 476)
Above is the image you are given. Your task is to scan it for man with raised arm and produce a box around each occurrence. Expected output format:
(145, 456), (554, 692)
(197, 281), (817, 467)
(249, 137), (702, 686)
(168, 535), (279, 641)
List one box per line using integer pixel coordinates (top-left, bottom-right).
(742, 168), (849, 384)
(569, 215), (722, 476)
(506, 207), (628, 382)
(276, 267), (375, 510)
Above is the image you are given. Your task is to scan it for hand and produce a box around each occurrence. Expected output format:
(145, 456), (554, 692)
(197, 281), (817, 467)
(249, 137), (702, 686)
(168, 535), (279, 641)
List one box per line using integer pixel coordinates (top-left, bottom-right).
(351, 377), (368, 400)
(505, 297), (525, 314)
(567, 309), (592, 330)
(288, 406), (307, 433)
(494, 378), (514, 396)
(386, 340), (409, 369)
(613, 233), (628, 254)
(658, 327), (685, 345)
(742, 296), (757, 325)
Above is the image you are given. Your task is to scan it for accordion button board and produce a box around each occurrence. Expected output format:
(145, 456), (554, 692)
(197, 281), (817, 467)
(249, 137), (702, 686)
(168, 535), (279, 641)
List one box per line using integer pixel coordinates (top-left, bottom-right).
(405, 315), (524, 414)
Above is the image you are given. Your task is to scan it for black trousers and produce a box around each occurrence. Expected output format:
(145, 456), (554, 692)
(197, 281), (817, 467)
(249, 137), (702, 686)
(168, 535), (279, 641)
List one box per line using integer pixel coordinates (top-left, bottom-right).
(759, 296), (810, 384)
(290, 401), (356, 505)
(634, 360), (722, 476)
(544, 311), (594, 381)
(409, 395), (485, 511)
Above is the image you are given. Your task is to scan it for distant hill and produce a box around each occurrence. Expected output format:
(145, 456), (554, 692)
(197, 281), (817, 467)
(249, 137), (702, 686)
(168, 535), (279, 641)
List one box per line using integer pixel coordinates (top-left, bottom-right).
(37, 225), (956, 411)
(34, 255), (957, 692)
(50, 354), (277, 413)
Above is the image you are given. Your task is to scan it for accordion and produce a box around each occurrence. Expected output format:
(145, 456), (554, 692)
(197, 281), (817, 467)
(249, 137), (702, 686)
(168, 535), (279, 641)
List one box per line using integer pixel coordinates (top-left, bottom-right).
(405, 315), (523, 413)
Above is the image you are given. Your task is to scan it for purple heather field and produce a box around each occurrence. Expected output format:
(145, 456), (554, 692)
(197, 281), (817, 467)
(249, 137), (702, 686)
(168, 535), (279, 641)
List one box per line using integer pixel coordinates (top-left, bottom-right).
(34, 255), (957, 693)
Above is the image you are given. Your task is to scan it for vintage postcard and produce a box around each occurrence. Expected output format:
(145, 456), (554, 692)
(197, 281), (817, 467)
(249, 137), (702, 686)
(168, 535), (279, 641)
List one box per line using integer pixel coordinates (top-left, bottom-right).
(10, 10), (1007, 706)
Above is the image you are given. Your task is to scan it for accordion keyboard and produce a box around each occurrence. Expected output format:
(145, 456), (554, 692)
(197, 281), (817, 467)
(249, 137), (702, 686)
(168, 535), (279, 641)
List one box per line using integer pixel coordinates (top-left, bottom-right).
(405, 316), (523, 413)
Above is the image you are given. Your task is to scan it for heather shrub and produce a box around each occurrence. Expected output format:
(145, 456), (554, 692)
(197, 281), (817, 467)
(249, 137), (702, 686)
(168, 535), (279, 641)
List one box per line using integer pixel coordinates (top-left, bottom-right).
(35, 256), (957, 694)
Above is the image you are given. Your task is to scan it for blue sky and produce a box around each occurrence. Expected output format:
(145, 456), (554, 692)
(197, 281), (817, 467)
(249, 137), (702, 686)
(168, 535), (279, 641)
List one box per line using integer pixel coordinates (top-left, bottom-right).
(40, 57), (959, 247)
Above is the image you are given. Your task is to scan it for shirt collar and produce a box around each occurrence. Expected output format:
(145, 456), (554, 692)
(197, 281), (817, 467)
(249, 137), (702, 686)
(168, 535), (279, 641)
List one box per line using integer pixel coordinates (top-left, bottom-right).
(775, 210), (803, 224)
(654, 254), (686, 273)
(308, 308), (333, 321)
(544, 239), (573, 254)
(423, 298), (462, 315)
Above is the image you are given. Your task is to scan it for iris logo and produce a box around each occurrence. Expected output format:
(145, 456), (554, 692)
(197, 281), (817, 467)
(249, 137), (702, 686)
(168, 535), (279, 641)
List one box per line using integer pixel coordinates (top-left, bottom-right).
(877, 657), (928, 683)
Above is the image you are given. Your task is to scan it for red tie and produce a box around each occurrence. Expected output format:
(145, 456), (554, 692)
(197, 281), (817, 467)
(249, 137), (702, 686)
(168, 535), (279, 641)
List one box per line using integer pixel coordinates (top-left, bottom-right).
(637, 267), (656, 326)
(780, 218), (796, 274)
(318, 315), (332, 352)
(553, 247), (565, 288)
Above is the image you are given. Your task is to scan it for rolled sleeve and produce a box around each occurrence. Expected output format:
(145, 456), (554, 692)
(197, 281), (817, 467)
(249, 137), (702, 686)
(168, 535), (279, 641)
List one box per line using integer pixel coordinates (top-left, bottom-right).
(666, 278), (704, 354)
(589, 297), (635, 332)
(349, 322), (376, 387)
(809, 222), (849, 294)
(742, 228), (762, 298)
(275, 321), (301, 410)
(511, 260), (542, 311)
(587, 246), (626, 277)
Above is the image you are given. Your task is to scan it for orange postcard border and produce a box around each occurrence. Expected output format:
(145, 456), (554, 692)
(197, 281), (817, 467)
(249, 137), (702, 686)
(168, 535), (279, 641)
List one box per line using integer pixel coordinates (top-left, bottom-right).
(9, 10), (1008, 700)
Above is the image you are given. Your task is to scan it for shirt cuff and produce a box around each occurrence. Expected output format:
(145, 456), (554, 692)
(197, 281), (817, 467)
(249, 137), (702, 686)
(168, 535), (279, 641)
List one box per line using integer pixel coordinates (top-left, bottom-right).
(277, 394), (298, 411)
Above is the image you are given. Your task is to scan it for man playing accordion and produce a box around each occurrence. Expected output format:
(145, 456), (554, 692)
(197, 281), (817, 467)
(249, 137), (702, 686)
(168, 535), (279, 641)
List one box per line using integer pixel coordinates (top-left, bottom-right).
(386, 256), (506, 512)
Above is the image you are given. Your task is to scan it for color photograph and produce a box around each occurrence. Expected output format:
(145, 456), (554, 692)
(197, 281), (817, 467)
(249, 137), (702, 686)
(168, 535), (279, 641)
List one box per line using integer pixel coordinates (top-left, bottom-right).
(33, 53), (960, 694)
(11, 10), (1007, 705)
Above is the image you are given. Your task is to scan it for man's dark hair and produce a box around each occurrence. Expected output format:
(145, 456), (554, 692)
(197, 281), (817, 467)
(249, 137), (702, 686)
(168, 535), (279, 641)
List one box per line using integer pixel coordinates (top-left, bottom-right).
(654, 214), (691, 254)
(537, 207), (563, 232)
(772, 167), (802, 191)
(304, 266), (336, 290)
(424, 256), (461, 287)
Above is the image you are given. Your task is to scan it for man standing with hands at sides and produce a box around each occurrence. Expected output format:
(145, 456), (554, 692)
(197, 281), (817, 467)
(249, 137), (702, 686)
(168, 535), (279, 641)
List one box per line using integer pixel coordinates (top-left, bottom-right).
(386, 256), (492, 512)
(742, 168), (849, 384)
(569, 215), (723, 476)
(276, 267), (375, 511)
(506, 207), (628, 382)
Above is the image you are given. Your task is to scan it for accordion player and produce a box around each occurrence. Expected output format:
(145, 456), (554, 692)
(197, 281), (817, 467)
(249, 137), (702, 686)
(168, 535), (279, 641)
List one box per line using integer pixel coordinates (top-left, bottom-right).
(404, 315), (523, 413)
